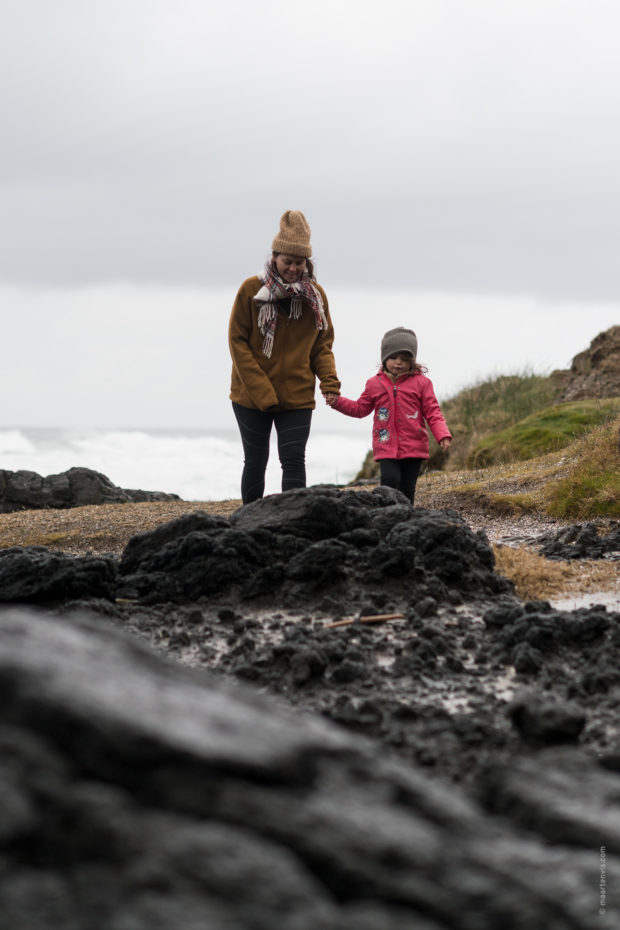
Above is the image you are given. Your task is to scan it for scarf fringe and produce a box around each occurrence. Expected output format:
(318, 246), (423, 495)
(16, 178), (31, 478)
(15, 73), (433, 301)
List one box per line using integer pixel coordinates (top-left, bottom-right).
(262, 331), (275, 358)
(257, 304), (276, 329)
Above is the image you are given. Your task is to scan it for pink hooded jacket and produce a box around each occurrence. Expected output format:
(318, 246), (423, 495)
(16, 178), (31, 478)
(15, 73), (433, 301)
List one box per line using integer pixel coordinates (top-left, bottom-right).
(332, 370), (451, 460)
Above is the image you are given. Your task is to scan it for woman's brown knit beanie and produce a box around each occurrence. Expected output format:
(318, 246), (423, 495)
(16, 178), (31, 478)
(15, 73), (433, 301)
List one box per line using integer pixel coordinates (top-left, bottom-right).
(272, 210), (313, 258)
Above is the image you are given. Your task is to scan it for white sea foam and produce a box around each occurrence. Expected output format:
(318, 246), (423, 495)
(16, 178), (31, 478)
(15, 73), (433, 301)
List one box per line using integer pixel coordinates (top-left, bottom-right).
(0, 429), (37, 455)
(0, 428), (370, 502)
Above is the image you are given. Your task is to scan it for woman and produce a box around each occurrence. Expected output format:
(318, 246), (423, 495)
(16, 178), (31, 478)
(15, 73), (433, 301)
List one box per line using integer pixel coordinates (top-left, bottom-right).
(228, 210), (341, 504)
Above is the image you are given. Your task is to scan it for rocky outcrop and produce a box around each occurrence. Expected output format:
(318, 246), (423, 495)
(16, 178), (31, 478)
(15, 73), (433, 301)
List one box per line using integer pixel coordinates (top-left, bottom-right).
(553, 325), (620, 402)
(1, 607), (618, 929)
(118, 486), (512, 607)
(536, 522), (620, 560)
(0, 487), (511, 608)
(0, 546), (116, 603)
(0, 465), (180, 513)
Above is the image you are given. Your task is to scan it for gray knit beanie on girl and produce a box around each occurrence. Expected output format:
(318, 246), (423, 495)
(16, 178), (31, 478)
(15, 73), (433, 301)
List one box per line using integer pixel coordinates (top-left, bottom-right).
(380, 327), (418, 364)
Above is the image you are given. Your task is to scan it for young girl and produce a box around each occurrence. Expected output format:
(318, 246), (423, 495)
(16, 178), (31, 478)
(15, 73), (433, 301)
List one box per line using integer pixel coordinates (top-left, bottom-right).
(325, 327), (451, 504)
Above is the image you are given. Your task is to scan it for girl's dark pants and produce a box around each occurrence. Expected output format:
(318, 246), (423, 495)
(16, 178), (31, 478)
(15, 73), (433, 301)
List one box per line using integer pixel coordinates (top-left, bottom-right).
(379, 458), (423, 504)
(232, 402), (313, 504)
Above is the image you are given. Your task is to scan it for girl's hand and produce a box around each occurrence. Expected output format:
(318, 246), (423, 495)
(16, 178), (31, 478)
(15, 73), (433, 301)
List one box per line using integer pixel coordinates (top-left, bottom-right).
(439, 437), (452, 451)
(324, 393), (338, 407)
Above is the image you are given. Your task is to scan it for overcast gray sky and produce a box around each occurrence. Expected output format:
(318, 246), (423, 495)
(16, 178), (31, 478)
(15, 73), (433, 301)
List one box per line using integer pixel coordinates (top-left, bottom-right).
(2, 0), (618, 429)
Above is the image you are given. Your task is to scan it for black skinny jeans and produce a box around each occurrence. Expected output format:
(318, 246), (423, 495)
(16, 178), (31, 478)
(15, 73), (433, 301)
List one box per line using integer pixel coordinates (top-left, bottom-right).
(232, 403), (313, 504)
(379, 458), (423, 504)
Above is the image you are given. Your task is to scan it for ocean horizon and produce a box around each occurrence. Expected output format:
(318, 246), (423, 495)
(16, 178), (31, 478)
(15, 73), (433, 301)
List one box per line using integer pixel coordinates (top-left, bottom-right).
(0, 427), (371, 502)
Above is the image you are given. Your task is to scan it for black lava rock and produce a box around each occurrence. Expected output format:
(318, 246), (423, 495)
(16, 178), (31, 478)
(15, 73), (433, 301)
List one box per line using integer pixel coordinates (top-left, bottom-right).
(118, 487), (513, 607)
(0, 546), (117, 603)
(537, 521), (620, 560)
(1, 608), (617, 928)
(507, 696), (586, 746)
(0, 465), (180, 513)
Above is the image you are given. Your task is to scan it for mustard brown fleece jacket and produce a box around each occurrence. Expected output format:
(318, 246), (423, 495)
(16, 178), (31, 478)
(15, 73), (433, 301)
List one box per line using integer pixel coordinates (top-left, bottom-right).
(228, 276), (341, 411)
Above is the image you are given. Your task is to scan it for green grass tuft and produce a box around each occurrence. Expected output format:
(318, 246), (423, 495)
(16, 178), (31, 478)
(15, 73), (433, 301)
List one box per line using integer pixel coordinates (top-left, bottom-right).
(546, 415), (620, 519)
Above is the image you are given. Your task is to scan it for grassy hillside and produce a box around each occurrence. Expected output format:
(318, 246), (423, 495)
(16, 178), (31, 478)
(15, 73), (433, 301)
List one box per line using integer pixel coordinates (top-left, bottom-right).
(547, 414), (620, 519)
(437, 370), (562, 470)
(466, 398), (620, 469)
(413, 412), (620, 521)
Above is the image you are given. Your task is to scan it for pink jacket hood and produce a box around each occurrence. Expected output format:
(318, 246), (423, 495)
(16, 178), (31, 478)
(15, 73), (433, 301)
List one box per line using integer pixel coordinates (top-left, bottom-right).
(332, 370), (451, 460)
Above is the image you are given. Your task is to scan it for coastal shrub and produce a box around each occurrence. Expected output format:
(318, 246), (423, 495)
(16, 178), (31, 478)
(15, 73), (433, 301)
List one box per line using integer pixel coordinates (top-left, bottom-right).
(467, 399), (620, 469)
(351, 449), (378, 484)
(444, 369), (560, 431)
(439, 369), (562, 470)
(546, 414), (620, 519)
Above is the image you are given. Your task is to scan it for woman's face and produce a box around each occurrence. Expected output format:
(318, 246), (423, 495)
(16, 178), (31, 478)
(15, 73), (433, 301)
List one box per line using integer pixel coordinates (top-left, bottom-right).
(274, 253), (307, 283)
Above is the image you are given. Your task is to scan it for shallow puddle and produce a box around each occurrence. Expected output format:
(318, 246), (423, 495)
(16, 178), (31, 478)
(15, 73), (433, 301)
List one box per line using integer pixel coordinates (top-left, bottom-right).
(550, 587), (620, 612)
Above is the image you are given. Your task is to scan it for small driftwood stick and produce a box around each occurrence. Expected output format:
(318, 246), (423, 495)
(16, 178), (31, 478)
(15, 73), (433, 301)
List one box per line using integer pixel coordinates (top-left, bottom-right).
(324, 612), (405, 630)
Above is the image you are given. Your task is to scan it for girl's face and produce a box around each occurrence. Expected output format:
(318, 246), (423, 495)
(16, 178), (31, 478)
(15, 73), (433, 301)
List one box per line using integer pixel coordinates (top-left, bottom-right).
(385, 352), (413, 377)
(274, 253), (307, 283)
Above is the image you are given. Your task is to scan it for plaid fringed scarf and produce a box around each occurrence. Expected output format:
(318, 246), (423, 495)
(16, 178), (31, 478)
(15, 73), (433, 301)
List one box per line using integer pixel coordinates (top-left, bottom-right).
(253, 260), (327, 358)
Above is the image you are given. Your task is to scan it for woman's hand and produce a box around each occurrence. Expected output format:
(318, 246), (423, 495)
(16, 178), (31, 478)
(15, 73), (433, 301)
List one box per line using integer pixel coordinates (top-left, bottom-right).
(439, 437), (452, 451)
(323, 393), (338, 407)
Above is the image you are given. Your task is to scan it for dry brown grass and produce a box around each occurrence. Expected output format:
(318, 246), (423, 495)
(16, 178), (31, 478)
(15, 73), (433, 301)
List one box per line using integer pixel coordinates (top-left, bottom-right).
(414, 451), (572, 517)
(0, 500), (242, 556)
(547, 414), (620, 519)
(493, 544), (620, 601)
(417, 414), (620, 522)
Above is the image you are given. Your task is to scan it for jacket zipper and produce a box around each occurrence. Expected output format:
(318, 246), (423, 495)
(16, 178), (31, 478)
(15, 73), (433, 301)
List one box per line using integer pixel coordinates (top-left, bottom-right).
(393, 384), (399, 453)
(278, 306), (289, 407)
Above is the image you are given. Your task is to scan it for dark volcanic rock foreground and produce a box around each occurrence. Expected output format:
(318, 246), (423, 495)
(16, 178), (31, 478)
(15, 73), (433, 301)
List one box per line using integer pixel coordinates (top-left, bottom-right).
(2, 487), (620, 926)
(0, 545), (116, 604)
(117, 486), (512, 607)
(1, 608), (618, 929)
(109, 590), (620, 788)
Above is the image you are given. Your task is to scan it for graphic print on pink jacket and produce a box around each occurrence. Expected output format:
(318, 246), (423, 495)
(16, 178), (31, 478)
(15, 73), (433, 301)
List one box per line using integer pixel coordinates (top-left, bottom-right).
(332, 370), (452, 460)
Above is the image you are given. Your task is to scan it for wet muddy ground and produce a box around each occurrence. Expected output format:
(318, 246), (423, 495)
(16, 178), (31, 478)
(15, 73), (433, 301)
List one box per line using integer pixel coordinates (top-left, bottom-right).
(86, 592), (618, 788)
(53, 499), (620, 785)
(54, 488), (620, 792)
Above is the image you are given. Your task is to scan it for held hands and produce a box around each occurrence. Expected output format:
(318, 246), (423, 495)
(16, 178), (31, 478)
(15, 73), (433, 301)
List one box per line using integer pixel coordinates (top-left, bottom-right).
(323, 393), (338, 407)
